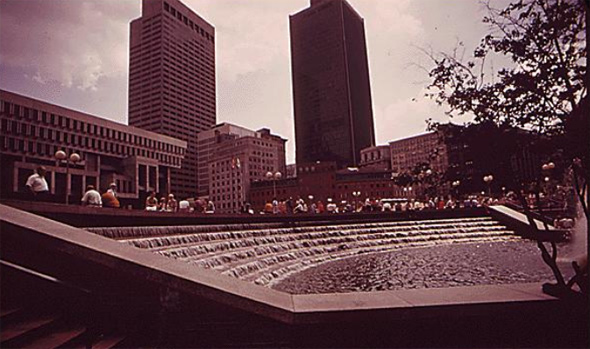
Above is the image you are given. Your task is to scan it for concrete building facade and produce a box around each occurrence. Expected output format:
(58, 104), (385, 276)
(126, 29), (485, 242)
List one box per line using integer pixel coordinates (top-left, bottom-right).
(290, 0), (375, 168)
(0, 90), (186, 206)
(389, 132), (449, 174)
(129, 0), (215, 198)
(359, 145), (391, 171)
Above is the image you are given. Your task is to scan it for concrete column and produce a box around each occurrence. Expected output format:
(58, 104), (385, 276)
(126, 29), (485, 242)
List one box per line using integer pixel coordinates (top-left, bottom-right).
(67, 172), (71, 199)
(146, 165), (150, 192)
(166, 167), (170, 195)
(12, 166), (19, 192)
(155, 166), (159, 194)
(50, 171), (56, 194)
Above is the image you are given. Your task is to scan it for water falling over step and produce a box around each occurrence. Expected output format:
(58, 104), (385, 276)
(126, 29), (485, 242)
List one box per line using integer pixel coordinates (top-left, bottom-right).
(87, 217), (520, 287)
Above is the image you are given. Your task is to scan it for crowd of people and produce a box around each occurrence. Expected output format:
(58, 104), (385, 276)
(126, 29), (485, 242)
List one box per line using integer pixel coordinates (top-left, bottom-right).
(258, 195), (495, 215)
(24, 166), (573, 227)
(143, 191), (216, 213)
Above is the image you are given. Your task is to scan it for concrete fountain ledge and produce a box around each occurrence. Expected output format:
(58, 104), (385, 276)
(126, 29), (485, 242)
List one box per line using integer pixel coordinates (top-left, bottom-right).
(0, 203), (559, 324)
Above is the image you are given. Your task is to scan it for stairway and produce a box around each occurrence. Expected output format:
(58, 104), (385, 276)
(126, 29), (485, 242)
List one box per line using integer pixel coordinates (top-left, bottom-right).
(89, 216), (520, 287)
(0, 307), (125, 349)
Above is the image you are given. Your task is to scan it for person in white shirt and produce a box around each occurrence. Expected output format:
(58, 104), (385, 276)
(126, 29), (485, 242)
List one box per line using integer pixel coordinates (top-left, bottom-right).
(107, 182), (118, 197)
(178, 199), (191, 212)
(25, 166), (49, 200)
(205, 200), (216, 214)
(81, 185), (102, 207)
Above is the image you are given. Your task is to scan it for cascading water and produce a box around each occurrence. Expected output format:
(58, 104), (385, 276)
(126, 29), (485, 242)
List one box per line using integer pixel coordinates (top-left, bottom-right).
(558, 200), (588, 268)
(87, 217), (521, 287)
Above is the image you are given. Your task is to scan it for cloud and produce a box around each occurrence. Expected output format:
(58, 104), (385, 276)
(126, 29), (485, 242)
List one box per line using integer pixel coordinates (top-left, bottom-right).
(187, 0), (307, 82)
(0, 0), (497, 163)
(0, 0), (137, 91)
(374, 87), (474, 145)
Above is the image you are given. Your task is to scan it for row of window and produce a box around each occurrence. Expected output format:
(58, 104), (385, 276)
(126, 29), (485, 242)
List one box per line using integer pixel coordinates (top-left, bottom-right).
(2, 119), (181, 166)
(163, 1), (214, 43)
(1, 100), (185, 156)
(1, 131), (181, 168)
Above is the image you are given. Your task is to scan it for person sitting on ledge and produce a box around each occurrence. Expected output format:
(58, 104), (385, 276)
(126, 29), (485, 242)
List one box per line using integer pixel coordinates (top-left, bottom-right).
(264, 201), (273, 214)
(166, 194), (178, 212)
(158, 197), (167, 211)
(205, 199), (216, 214)
(81, 185), (102, 207)
(101, 190), (120, 208)
(145, 191), (158, 211)
(178, 198), (191, 213)
(107, 182), (118, 197)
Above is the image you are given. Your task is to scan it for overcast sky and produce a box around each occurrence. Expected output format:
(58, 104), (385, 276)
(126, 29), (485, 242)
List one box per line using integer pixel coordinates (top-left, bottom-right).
(0, 0), (511, 163)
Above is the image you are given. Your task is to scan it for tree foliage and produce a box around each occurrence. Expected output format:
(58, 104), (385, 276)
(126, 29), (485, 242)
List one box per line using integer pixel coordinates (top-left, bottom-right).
(425, 0), (589, 297)
(426, 0), (586, 135)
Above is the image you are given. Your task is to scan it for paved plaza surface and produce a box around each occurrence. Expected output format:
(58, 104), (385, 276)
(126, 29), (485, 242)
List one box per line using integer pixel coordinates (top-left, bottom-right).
(275, 239), (575, 294)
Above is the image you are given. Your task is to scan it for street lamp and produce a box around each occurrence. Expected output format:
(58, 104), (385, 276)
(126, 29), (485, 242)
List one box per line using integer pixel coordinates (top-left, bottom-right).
(541, 162), (556, 199)
(55, 150), (81, 205)
(483, 175), (494, 197)
(541, 162), (555, 171)
(403, 186), (413, 197)
(452, 180), (461, 199)
(352, 191), (361, 212)
(266, 171), (282, 199)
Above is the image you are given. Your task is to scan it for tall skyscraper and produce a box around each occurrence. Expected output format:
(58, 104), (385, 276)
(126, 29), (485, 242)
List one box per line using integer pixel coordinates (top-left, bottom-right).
(290, 0), (375, 168)
(129, 0), (216, 198)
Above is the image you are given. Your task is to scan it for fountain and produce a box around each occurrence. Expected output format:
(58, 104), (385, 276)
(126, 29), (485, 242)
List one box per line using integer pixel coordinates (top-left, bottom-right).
(87, 216), (524, 288)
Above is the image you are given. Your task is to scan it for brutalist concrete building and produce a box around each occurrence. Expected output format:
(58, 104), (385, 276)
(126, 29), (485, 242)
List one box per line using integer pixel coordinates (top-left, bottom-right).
(0, 90), (186, 206)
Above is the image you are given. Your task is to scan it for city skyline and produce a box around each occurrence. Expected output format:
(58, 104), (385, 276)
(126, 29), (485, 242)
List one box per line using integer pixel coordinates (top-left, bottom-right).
(0, 0), (512, 164)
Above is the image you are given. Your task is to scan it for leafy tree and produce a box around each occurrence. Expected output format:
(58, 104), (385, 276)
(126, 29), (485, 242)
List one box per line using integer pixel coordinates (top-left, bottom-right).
(425, 0), (588, 297)
(393, 162), (447, 199)
(427, 0), (585, 134)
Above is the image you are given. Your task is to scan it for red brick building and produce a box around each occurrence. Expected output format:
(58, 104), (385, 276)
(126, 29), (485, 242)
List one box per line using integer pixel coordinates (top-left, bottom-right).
(207, 127), (286, 214)
(249, 161), (403, 212)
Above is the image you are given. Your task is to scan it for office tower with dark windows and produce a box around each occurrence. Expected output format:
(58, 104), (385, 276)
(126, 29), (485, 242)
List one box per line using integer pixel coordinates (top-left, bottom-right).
(129, 0), (216, 198)
(290, 0), (375, 168)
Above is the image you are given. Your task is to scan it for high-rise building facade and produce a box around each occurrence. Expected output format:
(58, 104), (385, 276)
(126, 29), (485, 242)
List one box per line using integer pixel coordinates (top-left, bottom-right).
(290, 0), (375, 168)
(129, 0), (215, 198)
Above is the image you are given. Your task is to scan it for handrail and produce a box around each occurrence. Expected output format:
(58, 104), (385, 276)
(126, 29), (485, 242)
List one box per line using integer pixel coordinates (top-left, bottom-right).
(503, 202), (559, 225)
(0, 259), (91, 295)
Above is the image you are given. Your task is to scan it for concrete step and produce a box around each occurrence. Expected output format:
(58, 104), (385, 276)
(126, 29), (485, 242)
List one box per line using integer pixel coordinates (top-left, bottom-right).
(92, 216), (518, 287)
(22, 325), (86, 349)
(0, 313), (58, 344)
